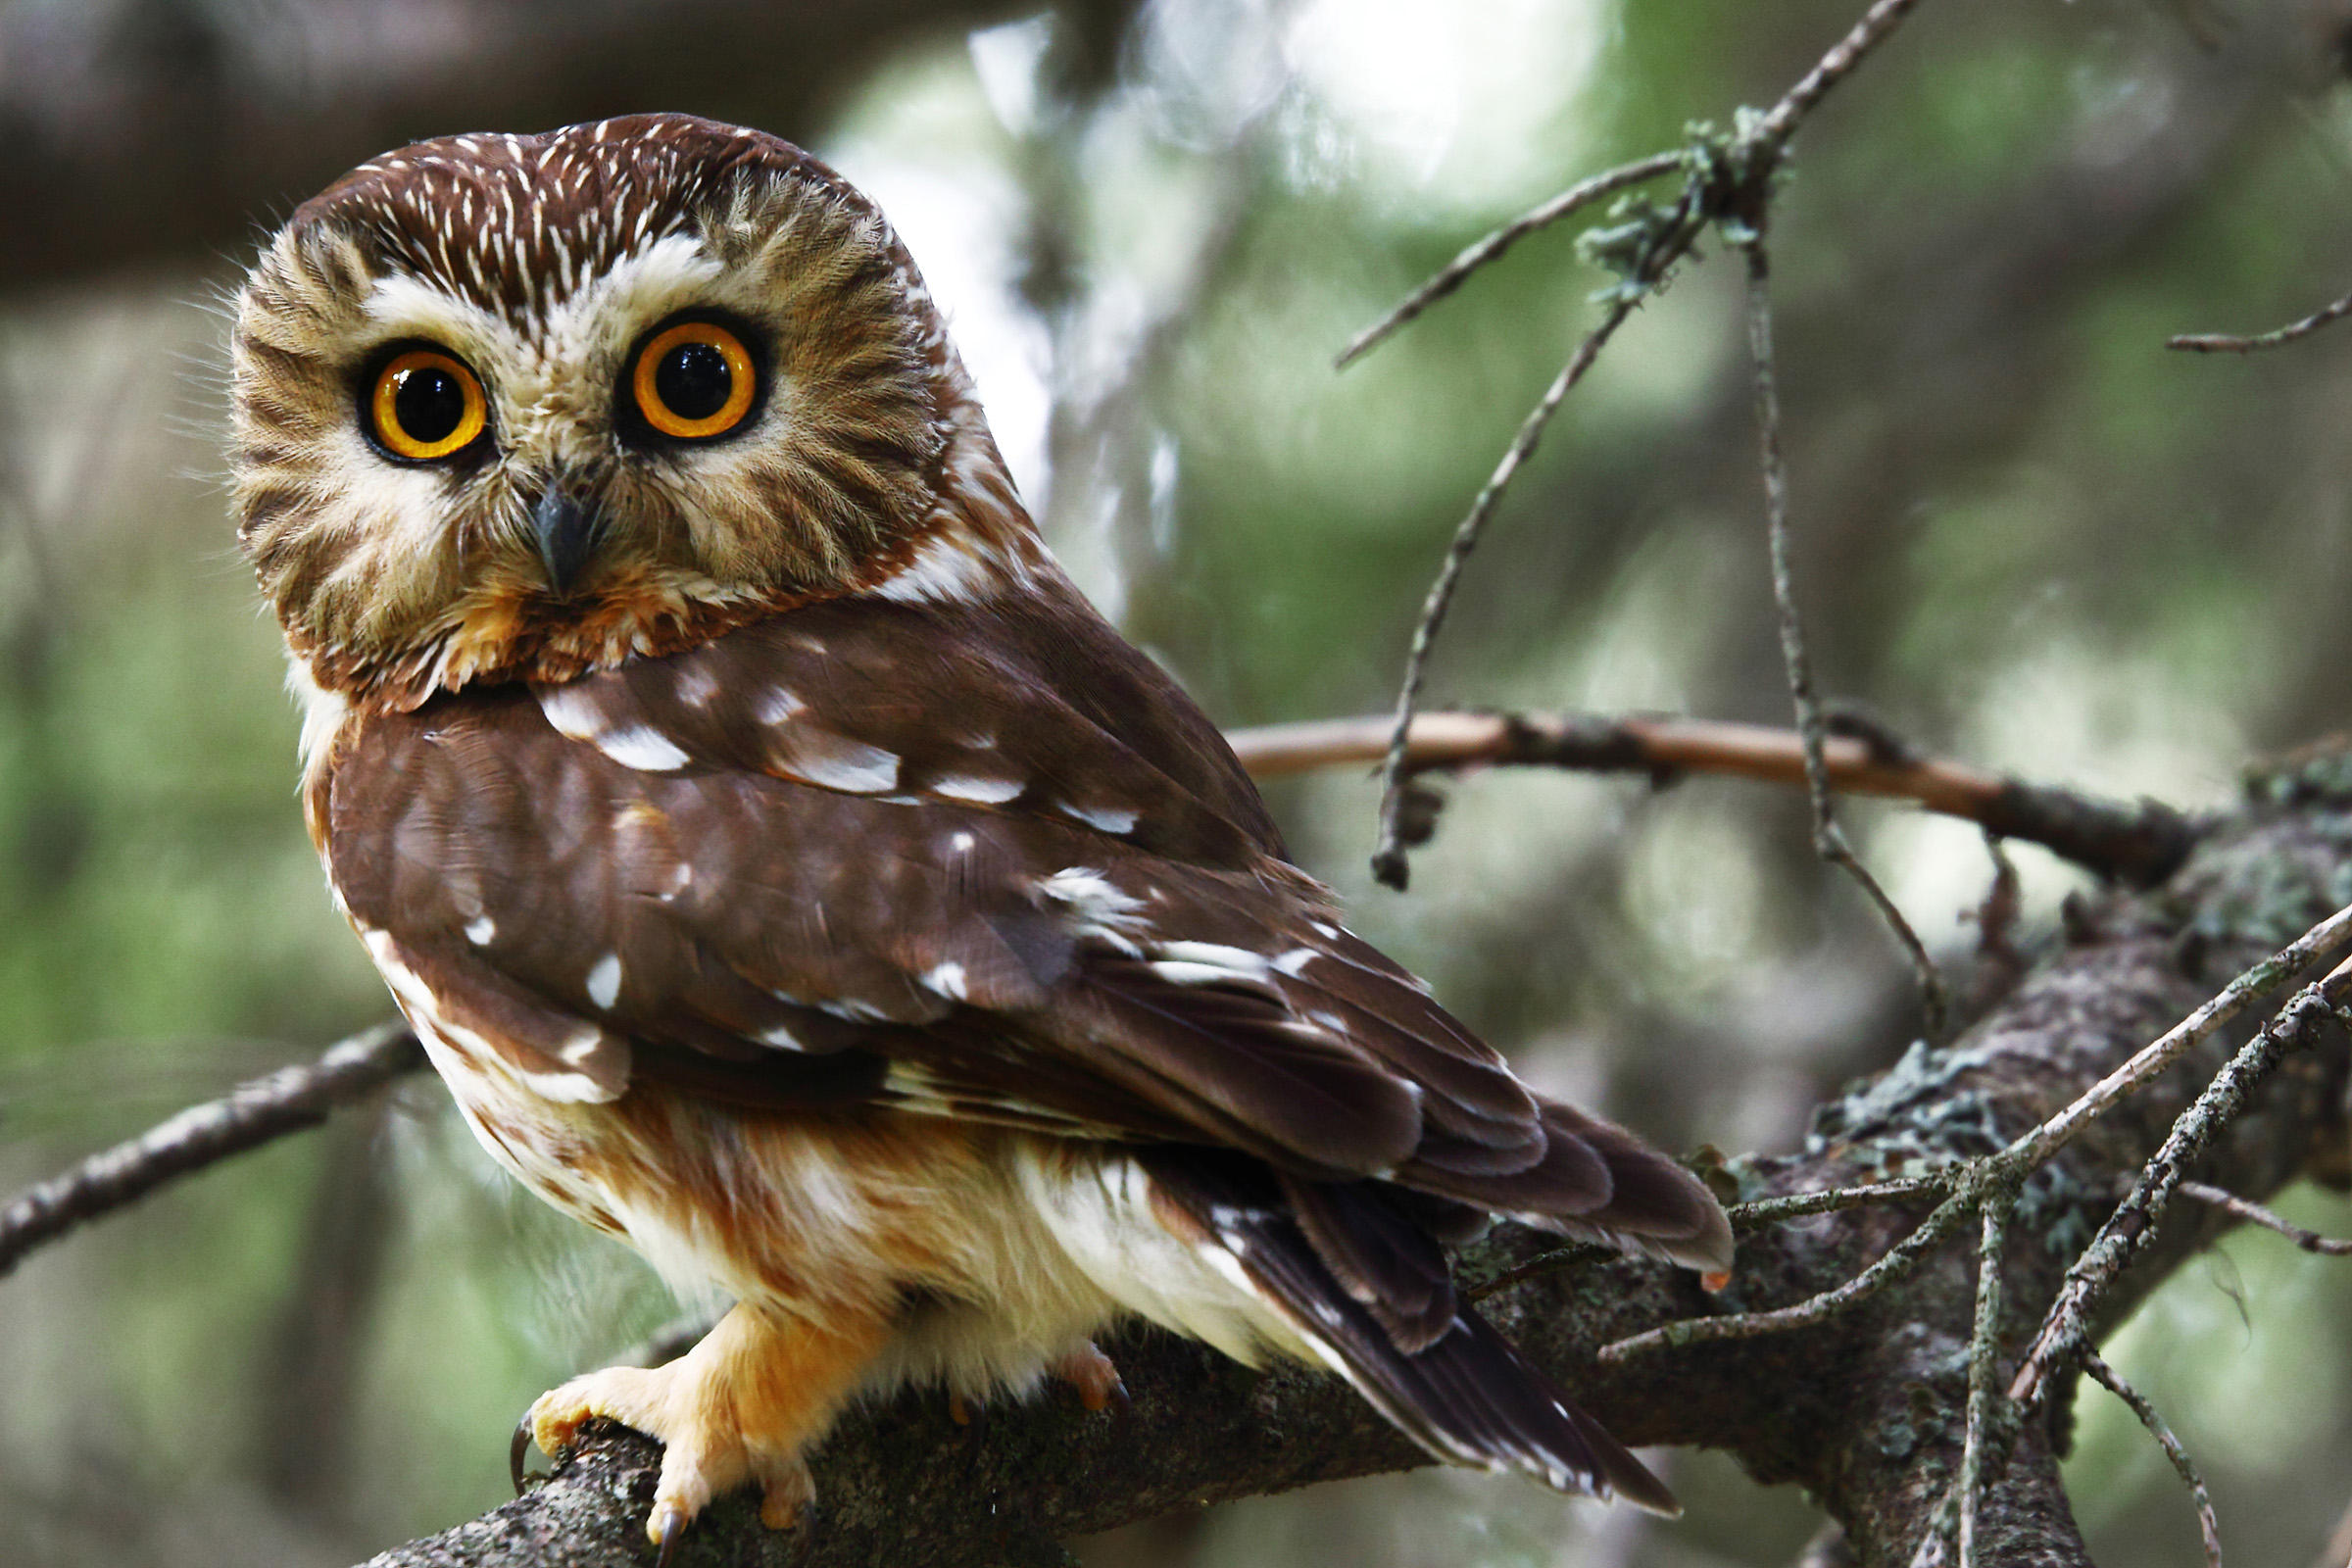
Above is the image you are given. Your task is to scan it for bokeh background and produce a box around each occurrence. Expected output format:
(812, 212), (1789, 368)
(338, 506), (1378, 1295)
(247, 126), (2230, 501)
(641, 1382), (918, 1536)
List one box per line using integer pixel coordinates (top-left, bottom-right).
(4, 0), (2352, 1563)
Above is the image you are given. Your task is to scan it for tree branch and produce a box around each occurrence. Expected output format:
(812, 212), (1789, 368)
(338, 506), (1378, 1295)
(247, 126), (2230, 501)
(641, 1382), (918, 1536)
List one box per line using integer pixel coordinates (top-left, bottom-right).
(1227, 710), (2198, 887)
(0, 1021), (421, 1280)
(355, 760), (2352, 1568)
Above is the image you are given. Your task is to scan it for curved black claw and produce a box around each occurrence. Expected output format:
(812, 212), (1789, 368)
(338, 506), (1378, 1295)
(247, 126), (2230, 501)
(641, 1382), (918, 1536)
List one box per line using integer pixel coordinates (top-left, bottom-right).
(651, 1502), (689, 1568)
(511, 1419), (537, 1494)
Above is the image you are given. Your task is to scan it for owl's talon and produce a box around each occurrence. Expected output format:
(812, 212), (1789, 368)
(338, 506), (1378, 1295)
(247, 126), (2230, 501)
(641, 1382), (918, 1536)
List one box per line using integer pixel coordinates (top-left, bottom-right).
(1053, 1342), (1128, 1414)
(649, 1501), (689, 1566)
(510, 1418), (536, 1493)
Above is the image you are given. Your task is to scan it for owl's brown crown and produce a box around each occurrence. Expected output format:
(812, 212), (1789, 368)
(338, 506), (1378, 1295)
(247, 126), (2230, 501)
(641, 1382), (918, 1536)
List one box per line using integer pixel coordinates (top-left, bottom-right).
(229, 115), (1036, 714)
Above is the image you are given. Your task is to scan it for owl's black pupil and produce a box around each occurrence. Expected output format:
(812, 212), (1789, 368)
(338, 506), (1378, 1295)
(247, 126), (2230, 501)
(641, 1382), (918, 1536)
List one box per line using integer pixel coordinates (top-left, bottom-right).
(393, 366), (466, 444)
(656, 342), (732, 421)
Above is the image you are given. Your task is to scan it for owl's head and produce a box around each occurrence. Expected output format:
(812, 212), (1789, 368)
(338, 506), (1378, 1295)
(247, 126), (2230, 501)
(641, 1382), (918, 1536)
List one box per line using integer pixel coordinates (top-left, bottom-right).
(231, 115), (1032, 710)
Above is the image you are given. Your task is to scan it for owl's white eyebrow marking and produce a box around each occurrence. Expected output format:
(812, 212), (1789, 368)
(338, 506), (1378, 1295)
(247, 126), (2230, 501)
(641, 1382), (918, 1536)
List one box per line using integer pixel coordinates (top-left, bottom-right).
(586, 954), (623, 1010)
(930, 774), (1023, 805)
(1060, 803), (1140, 836)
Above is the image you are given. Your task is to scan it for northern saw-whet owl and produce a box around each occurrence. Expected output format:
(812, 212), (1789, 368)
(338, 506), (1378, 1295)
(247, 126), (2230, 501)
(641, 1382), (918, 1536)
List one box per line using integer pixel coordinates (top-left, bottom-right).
(229, 115), (1733, 1556)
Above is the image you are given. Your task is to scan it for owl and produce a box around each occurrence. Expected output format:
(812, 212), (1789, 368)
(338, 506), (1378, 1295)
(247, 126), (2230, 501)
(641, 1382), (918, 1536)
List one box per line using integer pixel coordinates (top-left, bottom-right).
(229, 115), (1732, 1557)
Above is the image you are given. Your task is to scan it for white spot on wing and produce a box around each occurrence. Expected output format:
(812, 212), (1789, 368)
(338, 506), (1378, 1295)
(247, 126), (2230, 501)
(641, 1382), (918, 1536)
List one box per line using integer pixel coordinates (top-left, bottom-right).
(595, 724), (691, 772)
(1060, 803), (1140, 835)
(465, 915), (497, 946)
(1152, 941), (1272, 980)
(536, 683), (607, 741)
(585, 953), (623, 1010)
(931, 773), (1024, 805)
(922, 962), (969, 1001)
(758, 1022), (807, 1051)
(777, 730), (901, 793)
(1272, 947), (1317, 978)
(756, 687), (806, 724)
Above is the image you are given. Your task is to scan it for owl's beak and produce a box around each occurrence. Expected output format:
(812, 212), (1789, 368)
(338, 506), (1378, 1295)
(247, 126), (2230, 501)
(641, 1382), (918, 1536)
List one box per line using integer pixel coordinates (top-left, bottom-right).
(531, 486), (602, 598)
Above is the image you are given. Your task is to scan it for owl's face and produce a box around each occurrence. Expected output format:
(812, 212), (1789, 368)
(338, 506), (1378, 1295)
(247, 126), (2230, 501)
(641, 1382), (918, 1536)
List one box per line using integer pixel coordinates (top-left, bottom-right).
(231, 116), (1012, 710)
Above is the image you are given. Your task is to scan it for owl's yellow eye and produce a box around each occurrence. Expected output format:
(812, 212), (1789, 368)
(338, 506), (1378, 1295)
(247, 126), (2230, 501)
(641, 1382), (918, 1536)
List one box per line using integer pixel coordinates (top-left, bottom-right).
(368, 349), (488, 462)
(631, 320), (757, 440)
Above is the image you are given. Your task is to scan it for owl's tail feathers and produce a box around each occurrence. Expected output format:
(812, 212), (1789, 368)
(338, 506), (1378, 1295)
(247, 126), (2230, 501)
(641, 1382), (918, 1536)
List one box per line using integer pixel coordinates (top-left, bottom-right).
(1404, 1101), (1735, 1282)
(1141, 1151), (1681, 1515)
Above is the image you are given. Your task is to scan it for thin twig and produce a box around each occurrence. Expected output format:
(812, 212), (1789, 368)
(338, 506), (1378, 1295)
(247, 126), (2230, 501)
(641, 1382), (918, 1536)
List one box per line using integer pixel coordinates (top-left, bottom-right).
(1359, 0), (1943, 892)
(1335, 153), (1686, 369)
(1953, 1195), (2014, 1568)
(0, 1021), (422, 1279)
(2010, 962), (2352, 1405)
(1368, 286), (1659, 890)
(1598, 1188), (1976, 1362)
(1730, 1173), (1955, 1229)
(1740, 229), (1948, 1036)
(2082, 1351), (2223, 1568)
(1227, 709), (2198, 885)
(1605, 903), (2352, 1370)
(2169, 287), (2352, 355)
(2177, 1180), (2352, 1255)
(1752, 0), (1935, 147)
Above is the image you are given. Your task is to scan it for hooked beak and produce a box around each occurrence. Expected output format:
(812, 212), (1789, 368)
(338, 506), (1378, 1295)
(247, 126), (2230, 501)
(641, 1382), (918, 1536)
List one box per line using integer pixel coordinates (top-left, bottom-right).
(531, 484), (602, 598)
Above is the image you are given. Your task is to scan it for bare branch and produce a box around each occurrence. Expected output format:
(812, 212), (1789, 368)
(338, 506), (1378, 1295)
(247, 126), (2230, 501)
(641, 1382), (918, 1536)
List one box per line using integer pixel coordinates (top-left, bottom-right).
(1751, 0), (1936, 148)
(2169, 288), (2352, 355)
(0, 1021), (421, 1279)
(1335, 153), (1685, 369)
(2081, 1351), (2223, 1568)
(2177, 1180), (2352, 1255)
(2011, 962), (2352, 1405)
(1227, 709), (2198, 885)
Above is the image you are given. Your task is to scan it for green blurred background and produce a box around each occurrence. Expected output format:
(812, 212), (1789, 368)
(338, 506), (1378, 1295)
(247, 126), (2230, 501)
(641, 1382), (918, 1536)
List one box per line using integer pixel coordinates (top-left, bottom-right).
(4, 0), (2351, 1563)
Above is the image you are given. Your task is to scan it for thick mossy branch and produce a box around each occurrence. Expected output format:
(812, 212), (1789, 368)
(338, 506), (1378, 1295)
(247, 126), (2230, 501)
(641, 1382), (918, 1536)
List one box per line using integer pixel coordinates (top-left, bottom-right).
(360, 771), (2352, 1568)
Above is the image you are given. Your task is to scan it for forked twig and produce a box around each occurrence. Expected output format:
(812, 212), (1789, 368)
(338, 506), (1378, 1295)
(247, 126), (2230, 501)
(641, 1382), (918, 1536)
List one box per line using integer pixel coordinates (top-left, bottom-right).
(2010, 962), (2352, 1405)
(1355, 0), (1941, 892)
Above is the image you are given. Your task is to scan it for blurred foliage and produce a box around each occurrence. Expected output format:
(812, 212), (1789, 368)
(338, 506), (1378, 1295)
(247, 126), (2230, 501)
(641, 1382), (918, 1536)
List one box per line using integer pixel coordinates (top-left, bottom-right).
(5, 0), (2352, 1564)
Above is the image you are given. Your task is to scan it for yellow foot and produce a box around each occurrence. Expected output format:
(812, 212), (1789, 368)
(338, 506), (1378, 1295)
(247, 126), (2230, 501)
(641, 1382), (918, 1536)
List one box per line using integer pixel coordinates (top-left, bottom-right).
(514, 1301), (889, 1554)
(1052, 1342), (1129, 1413)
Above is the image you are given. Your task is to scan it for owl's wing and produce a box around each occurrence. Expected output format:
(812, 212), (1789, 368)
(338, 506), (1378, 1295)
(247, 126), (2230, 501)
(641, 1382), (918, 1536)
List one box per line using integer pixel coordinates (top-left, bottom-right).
(322, 585), (1725, 1267)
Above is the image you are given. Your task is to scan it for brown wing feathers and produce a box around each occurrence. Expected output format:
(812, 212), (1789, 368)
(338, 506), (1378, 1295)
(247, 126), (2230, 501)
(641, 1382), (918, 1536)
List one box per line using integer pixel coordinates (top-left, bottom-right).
(324, 580), (1730, 1501)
